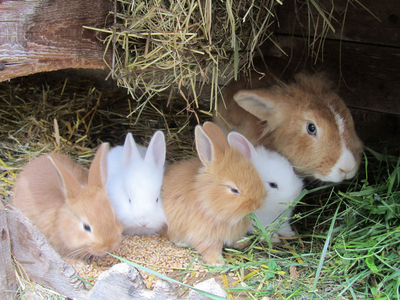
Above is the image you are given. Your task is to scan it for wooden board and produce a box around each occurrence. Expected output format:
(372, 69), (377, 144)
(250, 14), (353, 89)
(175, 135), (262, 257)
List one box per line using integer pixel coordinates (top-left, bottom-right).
(6, 204), (87, 299)
(351, 108), (400, 150)
(0, 201), (17, 300)
(0, 0), (113, 82)
(275, 0), (400, 47)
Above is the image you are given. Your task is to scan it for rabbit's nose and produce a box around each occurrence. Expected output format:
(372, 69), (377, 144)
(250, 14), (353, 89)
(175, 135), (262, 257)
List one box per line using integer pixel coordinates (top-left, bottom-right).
(340, 165), (356, 179)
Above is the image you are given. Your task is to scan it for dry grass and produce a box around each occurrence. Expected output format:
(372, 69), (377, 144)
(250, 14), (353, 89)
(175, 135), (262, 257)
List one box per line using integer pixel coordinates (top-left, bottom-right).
(0, 73), (208, 201)
(85, 0), (280, 115)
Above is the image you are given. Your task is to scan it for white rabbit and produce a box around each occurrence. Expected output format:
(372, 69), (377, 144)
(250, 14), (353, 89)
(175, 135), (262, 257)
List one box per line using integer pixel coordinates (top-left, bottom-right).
(228, 132), (304, 243)
(106, 131), (167, 235)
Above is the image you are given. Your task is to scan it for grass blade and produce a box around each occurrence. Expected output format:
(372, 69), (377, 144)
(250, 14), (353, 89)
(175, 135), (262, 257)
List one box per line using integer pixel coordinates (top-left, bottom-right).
(312, 198), (342, 291)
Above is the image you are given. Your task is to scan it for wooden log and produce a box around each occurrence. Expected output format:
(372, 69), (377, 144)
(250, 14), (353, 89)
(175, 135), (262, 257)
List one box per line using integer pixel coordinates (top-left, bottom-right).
(0, 0), (113, 82)
(0, 201), (17, 300)
(86, 263), (180, 300)
(6, 204), (88, 299)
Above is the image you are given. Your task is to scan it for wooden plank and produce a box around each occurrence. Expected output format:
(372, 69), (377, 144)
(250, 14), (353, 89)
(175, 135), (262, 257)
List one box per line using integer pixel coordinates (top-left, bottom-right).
(6, 205), (88, 300)
(0, 0), (113, 82)
(274, 0), (400, 47)
(0, 201), (17, 300)
(351, 108), (400, 150)
(265, 35), (400, 116)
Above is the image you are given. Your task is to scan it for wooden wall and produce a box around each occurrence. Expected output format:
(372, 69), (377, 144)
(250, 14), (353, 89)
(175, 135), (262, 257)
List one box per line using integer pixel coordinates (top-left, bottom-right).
(270, 0), (400, 151)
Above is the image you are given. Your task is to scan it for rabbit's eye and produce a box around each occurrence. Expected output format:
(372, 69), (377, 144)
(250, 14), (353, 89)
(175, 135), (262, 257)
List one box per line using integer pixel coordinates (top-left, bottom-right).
(156, 198), (159, 203)
(269, 182), (278, 189)
(230, 187), (240, 195)
(83, 223), (92, 233)
(129, 199), (131, 203)
(307, 123), (317, 136)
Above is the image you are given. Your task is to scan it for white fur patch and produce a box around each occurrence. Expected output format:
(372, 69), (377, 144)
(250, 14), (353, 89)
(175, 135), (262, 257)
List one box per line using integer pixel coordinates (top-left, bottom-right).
(320, 108), (357, 182)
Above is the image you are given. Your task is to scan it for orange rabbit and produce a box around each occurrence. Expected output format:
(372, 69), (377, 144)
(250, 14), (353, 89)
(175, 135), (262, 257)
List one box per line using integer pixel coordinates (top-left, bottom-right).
(213, 58), (363, 183)
(13, 143), (123, 261)
(162, 122), (266, 265)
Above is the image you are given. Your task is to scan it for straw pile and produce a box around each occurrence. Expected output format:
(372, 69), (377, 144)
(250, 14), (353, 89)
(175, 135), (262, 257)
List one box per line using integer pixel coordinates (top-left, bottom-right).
(86, 0), (280, 115)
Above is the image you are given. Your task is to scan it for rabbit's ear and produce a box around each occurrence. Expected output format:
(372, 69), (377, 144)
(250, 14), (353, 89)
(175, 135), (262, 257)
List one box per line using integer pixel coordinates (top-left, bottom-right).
(201, 121), (230, 152)
(233, 88), (285, 133)
(144, 131), (166, 169)
(88, 143), (109, 188)
(227, 132), (257, 160)
(47, 155), (82, 201)
(123, 132), (142, 166)
(195, 124), (222, 167)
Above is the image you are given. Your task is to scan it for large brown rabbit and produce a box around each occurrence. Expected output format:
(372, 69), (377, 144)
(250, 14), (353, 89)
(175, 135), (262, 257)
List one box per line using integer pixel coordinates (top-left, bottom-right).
(213, 58), (364, 183)
(161, 122), (266, 265)
(13, 143), (123, 261)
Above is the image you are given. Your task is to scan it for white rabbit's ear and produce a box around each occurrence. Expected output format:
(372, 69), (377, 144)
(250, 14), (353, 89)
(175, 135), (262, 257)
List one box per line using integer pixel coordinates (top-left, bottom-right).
(123, 133), (141, 167)
(227, 132), (256, 160)
(144, 131), (166, 169)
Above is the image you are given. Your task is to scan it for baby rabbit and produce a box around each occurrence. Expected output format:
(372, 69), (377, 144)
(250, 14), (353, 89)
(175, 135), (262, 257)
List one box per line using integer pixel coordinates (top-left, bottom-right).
(213, 58), (364, 183)
(12, 143), (123, 261)
(229, 132), (303, 242)
(106, 131), (167, 236)
(162, 122), (266, 265)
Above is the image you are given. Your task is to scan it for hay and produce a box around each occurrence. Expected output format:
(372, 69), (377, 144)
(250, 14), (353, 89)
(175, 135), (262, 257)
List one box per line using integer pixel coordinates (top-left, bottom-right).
(85, 0), (280, 115)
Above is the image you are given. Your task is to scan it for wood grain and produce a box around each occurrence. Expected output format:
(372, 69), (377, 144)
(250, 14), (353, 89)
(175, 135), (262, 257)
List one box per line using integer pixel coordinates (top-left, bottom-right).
(0, 201), (17, 300)
(6, 205), (87, 299)
(0, 0), (113, 82)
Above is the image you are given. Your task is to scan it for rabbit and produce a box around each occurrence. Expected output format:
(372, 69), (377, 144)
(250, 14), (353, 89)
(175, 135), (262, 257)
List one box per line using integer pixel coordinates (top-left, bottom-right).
(213, 57), (364, 183)
(12, 143), (123, 261)
(161, 121), (267, 265)
(228, 132), (304, 242)
(106, 131), (167, 236)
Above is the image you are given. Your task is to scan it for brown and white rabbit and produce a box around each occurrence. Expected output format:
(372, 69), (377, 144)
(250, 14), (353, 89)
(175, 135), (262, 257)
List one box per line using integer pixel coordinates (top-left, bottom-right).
(161, 122), (266, 265)
(12, 143), (123, 261)
(213, 59), (364, 183)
